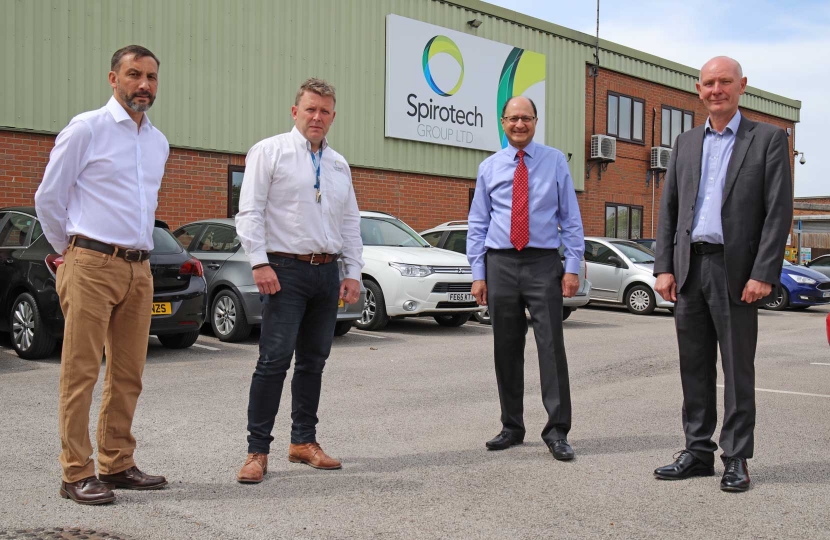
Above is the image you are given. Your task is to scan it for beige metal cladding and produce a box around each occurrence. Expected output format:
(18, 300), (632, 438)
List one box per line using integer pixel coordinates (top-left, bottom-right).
(1, 0), (800, 190)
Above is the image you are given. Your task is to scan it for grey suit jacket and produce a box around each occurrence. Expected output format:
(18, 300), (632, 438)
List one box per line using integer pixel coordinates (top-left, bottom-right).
(654, 116), (793, 305)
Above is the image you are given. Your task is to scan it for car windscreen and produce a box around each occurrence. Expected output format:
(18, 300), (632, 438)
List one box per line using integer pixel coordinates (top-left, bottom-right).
(610, 241), (655, 264)
(152, 227), (184, 255)
(360, 217), (429, 247)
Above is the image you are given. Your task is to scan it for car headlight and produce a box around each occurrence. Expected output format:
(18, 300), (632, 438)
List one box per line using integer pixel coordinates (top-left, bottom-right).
(389, 262), (433, 277)
(791, 275), (817, 285)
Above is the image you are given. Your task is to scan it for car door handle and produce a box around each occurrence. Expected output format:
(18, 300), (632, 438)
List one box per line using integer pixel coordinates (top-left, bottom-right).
(207, 264), (221, 269)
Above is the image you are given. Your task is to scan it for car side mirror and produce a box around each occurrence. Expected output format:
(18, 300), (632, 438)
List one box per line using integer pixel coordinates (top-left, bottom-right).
(608, 255), (623, 267)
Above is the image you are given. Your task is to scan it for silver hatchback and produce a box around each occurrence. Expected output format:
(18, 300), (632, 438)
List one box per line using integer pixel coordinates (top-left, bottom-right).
(173, 219), (365, 341)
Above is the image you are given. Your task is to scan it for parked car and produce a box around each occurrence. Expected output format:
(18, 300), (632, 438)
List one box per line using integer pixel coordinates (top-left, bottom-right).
(632, 238), (657, 252)
(172, 218), (365, 341)
(804, 254), (830, 280)
(763, 259), (830, 311)
(358, 211), (483, 330)
(420, 220), (592, 324)
(583, 237), (674, 315)
(0, 207), (207, 359)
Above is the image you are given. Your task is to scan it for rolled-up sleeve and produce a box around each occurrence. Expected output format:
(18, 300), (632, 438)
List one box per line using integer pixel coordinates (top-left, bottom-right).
(235, 142), (276, 268)
(467, 161), (492, 281)
(339, 171), (364, 281)
(34, 120), (93, 253)
(556, 155), (584, 274)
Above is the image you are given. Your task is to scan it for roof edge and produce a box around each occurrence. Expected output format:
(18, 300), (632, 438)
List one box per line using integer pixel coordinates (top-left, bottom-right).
(442, 0), (801, 109)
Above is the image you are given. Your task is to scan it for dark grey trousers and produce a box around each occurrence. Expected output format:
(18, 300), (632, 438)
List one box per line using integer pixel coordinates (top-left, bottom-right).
(486, 248), (571, 445)
(675, 251), (758, 465)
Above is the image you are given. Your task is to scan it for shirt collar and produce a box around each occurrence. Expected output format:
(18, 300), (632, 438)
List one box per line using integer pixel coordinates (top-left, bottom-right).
(105, 96), (154, 131)
(508, 140), (536, 160)
(291, 126), (328, 152)
(705, 110), (742, 136)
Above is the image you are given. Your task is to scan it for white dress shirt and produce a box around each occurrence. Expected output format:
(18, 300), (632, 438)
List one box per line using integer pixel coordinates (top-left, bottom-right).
(35, 96), (169, 253)
(235, 127), (364, 280)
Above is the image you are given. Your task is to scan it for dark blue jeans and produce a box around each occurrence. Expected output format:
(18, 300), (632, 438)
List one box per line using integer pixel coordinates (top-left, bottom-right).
(246, 254), (340, 453)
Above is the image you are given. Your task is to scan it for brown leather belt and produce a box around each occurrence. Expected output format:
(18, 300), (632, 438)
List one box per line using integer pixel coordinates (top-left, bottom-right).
(268, 251), (339, 265)
(71, 236), (151, 262)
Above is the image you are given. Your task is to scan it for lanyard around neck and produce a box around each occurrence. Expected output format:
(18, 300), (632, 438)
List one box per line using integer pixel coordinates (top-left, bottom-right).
(309, 148), (323, 190)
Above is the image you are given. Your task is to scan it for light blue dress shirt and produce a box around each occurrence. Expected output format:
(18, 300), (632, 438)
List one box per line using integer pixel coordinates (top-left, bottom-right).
(467, 140), (585, 281)
(691, 110), (742, 244)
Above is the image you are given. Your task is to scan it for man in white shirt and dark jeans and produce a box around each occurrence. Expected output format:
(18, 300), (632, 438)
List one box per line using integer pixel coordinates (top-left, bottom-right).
(235, 78), (364, 484)
(35, 45), (170, 505)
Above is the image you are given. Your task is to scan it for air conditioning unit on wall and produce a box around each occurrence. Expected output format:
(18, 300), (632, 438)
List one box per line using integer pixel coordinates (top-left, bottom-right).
(650, 147), (672, 170)
(590, 135), (616, 162)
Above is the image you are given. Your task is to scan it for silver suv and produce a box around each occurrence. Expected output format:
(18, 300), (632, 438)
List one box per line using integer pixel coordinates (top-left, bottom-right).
(420, 221), (591, 324)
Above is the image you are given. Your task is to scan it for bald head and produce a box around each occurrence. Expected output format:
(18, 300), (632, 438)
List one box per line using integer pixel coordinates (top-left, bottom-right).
(699, 56), (743, 81)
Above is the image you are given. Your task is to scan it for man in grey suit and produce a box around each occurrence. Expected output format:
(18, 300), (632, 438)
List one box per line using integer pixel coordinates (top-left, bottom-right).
(652, 56), (793, 492)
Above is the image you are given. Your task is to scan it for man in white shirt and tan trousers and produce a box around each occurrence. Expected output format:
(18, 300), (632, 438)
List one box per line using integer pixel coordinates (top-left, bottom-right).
(35, 45), (170, 505)
(235, 78), (364, 483)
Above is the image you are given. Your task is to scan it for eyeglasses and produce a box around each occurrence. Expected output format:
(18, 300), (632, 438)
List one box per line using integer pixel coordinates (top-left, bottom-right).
(501, 116), (536, 124)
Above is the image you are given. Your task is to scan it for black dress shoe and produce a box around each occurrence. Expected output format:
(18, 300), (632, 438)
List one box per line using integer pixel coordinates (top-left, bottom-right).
(654, 450), (715, 480)
(720, 457), (751, 492)
(548, 439), (575, 461)
(60, 476), (116, 505)
(485, 430), (524, 450)
(99, 466), (168, 490)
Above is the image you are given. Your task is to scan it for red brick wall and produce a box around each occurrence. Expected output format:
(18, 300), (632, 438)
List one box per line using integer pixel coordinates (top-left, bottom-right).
(581, 66), (796, 239)
(0, 70), (797, 237)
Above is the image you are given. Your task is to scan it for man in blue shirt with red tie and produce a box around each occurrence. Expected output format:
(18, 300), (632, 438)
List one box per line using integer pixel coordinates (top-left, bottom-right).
(467, 96), (585, 461)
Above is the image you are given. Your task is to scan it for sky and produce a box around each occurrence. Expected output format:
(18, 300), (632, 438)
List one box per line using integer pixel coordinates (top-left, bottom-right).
(485, 0), (829, 197)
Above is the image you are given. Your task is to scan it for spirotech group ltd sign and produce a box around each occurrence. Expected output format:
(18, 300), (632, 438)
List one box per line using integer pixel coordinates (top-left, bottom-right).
(385, 14), (546, 152)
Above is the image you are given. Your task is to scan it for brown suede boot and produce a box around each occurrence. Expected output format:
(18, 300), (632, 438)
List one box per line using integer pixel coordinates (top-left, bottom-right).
(288, 442), (342, 470)
(237, 453), (268, 484)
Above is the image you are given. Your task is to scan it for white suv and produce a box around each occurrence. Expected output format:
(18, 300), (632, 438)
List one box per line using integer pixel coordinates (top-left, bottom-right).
(357, 211), (484, 331)
(420, 220), (592, 324)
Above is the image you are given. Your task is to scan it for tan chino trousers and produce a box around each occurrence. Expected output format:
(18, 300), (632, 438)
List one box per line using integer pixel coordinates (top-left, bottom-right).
(56, 245), (153, 483)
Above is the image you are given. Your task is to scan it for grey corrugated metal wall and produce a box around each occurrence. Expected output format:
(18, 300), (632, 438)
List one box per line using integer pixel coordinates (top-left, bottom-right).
(1, 0), (800, 191)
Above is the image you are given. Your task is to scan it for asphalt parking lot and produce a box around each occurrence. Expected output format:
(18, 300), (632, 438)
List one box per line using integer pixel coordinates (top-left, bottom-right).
(1, 304), (829, 539)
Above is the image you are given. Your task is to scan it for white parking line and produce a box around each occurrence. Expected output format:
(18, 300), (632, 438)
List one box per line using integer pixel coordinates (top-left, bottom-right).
(192, 343), (220, 351)
(810, 363), (830, 366)
(348, 330), (387, 339)
(717, 384), (830, 399)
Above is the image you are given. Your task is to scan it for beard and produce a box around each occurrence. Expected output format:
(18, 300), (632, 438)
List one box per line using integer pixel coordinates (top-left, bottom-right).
(118, 83), (155, 113)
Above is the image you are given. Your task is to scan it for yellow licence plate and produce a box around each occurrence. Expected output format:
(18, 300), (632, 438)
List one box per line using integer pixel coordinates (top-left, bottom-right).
(152, 302), (172, 316)
(338, 299), (344, 308)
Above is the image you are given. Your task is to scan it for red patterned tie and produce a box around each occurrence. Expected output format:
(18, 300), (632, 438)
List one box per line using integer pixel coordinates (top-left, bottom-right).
(510, 149), (529, 250)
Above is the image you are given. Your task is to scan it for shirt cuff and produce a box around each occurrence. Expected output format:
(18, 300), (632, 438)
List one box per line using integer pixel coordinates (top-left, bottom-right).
(564, 259), (581, 275)
(248, 252), (269, 268)
(472, 266), (486, 281)
(343, 264), (361, 281)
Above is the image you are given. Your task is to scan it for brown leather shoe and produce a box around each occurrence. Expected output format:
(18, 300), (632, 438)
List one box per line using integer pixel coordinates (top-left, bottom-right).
(60, 476), (116, 505)
(237, 453), (268, 484)
(98, 466), (167, 490)
(288, 442), (342, 470)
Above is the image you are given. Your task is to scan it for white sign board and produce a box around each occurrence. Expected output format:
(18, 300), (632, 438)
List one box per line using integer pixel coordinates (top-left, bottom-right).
(385, 14), (546, 152)
(800, 247), (812, 265)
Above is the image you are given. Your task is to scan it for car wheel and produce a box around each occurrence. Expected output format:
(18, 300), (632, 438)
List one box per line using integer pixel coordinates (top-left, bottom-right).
(433, 313), (471, 327)
(10, 292), (57, 360)
(355, 280), (389, 331)
(625, 284), (656, 315)
(562, 307), (573, 321)
(211, 290), (252, 342)
(157, 329), (201, 349)
(334, 321), (353, 337)
(473, 309), (491, 325)
(763, 287), (789, 311)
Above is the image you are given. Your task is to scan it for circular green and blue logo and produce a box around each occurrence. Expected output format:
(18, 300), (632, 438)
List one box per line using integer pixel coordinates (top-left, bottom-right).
(422, 35), (464, 97)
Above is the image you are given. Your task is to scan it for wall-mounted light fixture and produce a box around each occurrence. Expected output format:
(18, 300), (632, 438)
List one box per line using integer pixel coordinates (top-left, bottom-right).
(467, 18), (483, 28)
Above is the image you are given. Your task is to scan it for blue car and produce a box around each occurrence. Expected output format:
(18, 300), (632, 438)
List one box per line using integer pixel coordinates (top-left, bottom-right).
(764, 259), (830, 311)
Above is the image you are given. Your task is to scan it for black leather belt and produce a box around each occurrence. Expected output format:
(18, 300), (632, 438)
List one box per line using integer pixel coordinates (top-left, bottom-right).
(71, 236), (151, 262)
(268, 251), (339, 265)
(691, 242), (724, 255)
